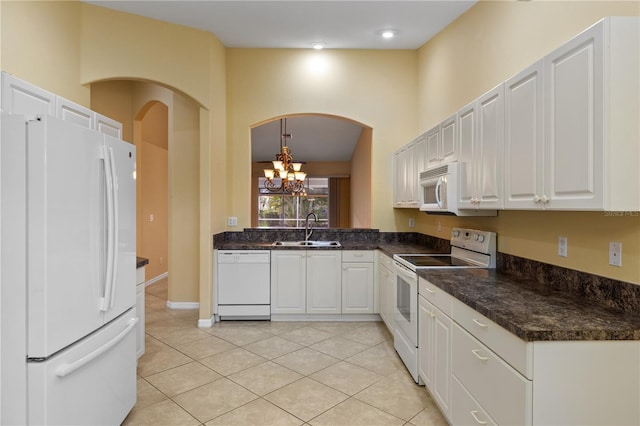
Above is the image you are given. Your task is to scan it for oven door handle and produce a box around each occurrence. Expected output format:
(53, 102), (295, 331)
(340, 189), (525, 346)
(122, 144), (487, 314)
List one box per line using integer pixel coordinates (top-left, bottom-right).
(394, 261), (417, 281)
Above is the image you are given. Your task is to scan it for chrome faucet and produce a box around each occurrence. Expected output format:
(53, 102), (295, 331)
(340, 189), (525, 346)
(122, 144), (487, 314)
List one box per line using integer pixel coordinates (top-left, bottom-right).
(305, 212), (318, 242)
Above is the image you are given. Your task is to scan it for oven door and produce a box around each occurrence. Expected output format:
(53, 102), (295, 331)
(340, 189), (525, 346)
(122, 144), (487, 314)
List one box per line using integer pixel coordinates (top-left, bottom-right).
(393, 261), (418, 347)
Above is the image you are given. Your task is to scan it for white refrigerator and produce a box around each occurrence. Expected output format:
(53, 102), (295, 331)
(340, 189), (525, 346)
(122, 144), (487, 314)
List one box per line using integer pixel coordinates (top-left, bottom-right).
(1, 112), (137, 425)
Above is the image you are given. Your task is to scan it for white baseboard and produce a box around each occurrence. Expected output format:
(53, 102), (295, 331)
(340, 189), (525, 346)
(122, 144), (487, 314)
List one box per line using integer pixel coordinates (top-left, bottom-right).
(197, 316), (215, 328)
(166, 301), (199, 310)
(145, 272), (168, 287)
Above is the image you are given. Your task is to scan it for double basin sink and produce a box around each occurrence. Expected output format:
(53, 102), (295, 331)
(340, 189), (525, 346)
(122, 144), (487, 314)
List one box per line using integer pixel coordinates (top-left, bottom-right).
(272, 240), (341, 247)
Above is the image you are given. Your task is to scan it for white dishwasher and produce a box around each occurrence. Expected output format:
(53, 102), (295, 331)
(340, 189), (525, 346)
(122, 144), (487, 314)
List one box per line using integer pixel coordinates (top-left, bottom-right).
(217, 250), (271, 320)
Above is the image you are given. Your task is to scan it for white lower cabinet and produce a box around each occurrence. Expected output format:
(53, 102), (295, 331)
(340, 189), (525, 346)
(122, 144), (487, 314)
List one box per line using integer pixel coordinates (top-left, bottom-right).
(307, 251), (342, 314)
(418, 294), (452, 419)
(342, 251), (374, 314)
(451, 376), (496, 426)
(270, 251), (307, 314)
(452, 323), (532, 426)
(377, 252), (395, 334)
(135, 266), (146, 359)
(418, 277), (640, 426)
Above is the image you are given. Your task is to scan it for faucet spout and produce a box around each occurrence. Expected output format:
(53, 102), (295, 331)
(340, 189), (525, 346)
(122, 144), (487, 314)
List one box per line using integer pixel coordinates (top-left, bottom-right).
(305, 212), (318, 242)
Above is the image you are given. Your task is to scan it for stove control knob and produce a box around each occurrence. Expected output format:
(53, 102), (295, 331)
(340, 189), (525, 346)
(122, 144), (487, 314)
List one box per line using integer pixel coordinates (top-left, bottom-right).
(477, 235), (485, 243)
(473, 233), (479, 241)
(453, 230), (460, 238)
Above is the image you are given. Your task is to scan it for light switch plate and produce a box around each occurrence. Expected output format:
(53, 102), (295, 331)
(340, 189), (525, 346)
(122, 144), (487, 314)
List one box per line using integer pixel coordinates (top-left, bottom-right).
(228, 216), (238, 227)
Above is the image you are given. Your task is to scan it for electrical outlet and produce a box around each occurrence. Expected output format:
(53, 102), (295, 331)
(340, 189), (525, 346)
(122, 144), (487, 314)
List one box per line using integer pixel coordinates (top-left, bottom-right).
(558, 236), (568, 257)
(437, 221), (442, 232)
(609, 242), (622, 267)
(149, 214), (154, 222)
(228, 216), (238, 227)
(160, 256), (163, 265)
(408, 218), (415, 228)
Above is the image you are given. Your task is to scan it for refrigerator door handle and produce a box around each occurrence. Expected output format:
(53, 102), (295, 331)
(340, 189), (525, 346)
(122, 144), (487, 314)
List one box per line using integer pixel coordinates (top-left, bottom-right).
(100, 147), (115, 312)
(107, 147), (119, 309)
(55, 317), (138, 378)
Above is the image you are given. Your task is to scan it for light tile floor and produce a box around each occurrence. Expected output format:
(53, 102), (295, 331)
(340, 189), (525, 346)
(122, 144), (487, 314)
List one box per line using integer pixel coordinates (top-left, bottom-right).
(123, 278), (447, 426)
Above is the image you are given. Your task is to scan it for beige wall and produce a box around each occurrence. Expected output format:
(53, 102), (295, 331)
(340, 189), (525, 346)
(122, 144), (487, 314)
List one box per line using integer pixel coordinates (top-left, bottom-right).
(227, 48), (419, 232)
(351, 127), (373, 228)
(412, 0), (640, 284)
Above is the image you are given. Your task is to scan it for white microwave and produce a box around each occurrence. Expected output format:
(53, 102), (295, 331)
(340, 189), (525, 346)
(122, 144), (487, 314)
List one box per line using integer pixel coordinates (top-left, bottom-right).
(419, 162), (493, 216)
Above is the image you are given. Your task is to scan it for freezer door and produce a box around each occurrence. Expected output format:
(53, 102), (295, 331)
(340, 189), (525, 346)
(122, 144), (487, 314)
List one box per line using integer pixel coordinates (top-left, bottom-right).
(27, 308), (137, 426)
(102, 135), (136, 323)
(26, 117), (105, 358)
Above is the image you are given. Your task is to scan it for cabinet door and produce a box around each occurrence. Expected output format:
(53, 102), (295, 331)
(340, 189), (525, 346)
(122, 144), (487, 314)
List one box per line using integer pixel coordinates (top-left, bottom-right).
(414, 135), (427, 184)
(440, 114), (457, 164)
(418, 296), (434, 388)
(457, 101), (477, 208)
(307, 251), (341, 314)
(425, 125), (441, 169)
(271, 251), (306, 314)
(404, 141), (418, 207)
(432, 306), (452, 418)
(476, 85), (504, 209)
(544, 21), (603, 210)
(393, 150), (404, 207)
(342, 262), (374, 314)
(504, 60), (545, 209)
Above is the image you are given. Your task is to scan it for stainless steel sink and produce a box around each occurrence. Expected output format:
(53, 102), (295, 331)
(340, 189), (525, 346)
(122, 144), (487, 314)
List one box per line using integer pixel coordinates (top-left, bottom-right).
(272, 240), (341, 247)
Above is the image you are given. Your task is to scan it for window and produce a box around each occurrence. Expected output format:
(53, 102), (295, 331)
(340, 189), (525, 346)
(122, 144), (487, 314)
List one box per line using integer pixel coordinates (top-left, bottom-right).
(258, 177), (329, 228)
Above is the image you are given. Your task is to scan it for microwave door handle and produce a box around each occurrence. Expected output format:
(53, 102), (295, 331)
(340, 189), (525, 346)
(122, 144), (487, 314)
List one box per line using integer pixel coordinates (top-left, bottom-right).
(435, 176), (444, 208)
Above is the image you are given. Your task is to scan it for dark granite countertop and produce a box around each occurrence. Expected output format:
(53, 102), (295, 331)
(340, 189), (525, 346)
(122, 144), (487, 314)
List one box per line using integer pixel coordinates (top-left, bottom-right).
(418, 268), (640, 342)
(214, 240), (442, 257)
(137, 257), (149, 268)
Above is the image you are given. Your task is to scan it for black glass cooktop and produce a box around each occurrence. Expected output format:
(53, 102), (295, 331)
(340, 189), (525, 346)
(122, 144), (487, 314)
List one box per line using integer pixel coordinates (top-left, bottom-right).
(398, 255), (480, 268)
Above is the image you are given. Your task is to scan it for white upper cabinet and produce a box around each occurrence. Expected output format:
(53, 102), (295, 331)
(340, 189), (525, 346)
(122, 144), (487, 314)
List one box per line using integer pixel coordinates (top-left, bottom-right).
(504, 60), (545, 209)
(1, 72), (55, 117)
(425, 114), (458, 170)
(393, 135), (424, 208)
(1, 72), (124, 138)
(458, 84), (504, 210)
(505, 17), (639, 211)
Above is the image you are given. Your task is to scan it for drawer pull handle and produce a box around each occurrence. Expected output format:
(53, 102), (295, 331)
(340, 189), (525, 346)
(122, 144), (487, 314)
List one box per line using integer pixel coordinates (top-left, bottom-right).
(470, 410), (487, 425)
(472, 318), (488, 328)
(424, 287), (436, 294)
(471, 349), (489, 361)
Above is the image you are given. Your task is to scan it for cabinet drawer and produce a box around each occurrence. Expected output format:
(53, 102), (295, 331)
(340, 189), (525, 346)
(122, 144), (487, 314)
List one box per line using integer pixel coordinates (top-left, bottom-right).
(452, 376), (496, 426)
(452, 324), (532, 426)
(343, 250), (374, 262)
(418, 277), (453, 316)
(452, 297), (531, 378)
(377, 251), (393, 270)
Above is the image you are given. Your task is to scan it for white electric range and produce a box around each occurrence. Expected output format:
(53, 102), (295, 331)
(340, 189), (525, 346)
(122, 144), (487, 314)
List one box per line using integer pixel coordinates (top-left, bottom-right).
(392, 228), (497, 383)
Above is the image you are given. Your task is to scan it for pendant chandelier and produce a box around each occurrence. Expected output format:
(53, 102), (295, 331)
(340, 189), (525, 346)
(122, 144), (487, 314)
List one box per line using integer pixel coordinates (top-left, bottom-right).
(263, 118), (307, 194)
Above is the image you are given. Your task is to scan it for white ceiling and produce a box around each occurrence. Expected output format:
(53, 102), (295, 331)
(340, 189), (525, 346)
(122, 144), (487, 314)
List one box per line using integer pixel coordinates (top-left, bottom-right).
(85, 1), (476, 50)
(85, 0), (476, 162)
(252, 116), (364, 162)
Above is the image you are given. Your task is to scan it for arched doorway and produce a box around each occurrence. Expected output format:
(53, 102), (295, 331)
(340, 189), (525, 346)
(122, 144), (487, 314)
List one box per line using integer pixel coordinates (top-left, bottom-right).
(251, 113), (373, 229)
(90, 79), (201, 310)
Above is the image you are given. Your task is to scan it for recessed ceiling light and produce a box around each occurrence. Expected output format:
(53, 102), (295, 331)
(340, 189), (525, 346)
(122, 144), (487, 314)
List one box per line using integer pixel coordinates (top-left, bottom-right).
(381, 30), (396, 39)
(312, 42), (325, 50)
